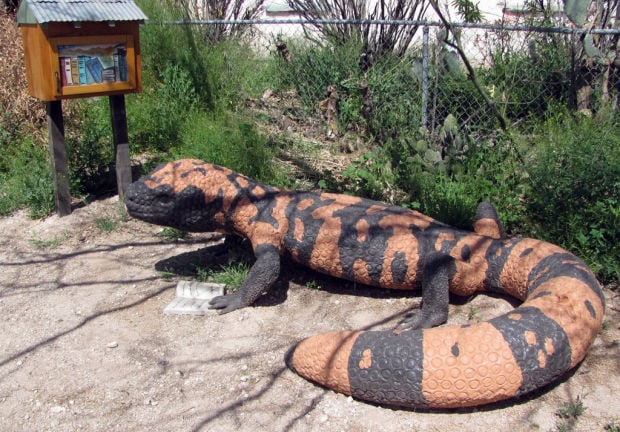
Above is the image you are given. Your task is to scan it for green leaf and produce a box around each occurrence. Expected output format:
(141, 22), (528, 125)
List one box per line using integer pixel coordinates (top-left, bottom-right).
(583, 34), (601, 58)
(564, 0), (590, 27)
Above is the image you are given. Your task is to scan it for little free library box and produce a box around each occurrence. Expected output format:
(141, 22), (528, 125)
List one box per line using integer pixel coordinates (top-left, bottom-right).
(17, 0), (147, 101)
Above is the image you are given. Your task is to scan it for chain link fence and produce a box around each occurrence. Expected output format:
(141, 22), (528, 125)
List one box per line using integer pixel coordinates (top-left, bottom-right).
(157, 17), (620, 142)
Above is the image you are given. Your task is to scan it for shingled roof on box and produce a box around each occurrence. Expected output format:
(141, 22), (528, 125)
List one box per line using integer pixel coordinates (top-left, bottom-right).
(17, 0), (148, 25)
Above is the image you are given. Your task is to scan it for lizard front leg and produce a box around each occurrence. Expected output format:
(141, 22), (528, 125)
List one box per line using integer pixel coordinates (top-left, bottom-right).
(209, 243), (281, 314)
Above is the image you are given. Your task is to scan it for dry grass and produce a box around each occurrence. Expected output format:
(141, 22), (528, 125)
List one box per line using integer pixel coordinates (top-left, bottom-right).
(0, 10), (46, 133)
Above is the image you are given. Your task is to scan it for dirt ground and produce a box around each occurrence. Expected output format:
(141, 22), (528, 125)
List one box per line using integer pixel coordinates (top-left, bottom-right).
(0, 196), (618, 432)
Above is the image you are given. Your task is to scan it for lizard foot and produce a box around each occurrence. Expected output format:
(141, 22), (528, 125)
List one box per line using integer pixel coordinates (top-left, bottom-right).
(209, 293), (245, 314)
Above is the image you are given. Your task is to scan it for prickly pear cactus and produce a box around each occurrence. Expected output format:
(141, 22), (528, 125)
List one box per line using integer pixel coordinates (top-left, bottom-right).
(409, 115), (468, 176)
(564, 0), (590, 26)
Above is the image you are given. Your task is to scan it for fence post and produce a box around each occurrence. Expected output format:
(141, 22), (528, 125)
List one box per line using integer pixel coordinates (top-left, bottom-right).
(422, 25), (429, 129)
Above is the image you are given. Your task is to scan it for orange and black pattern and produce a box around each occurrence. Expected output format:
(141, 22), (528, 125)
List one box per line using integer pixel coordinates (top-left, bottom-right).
(125, 159), (605, 409)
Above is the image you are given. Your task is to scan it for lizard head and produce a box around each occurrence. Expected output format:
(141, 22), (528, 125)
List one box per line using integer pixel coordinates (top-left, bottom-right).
(125, 159), (228, 232)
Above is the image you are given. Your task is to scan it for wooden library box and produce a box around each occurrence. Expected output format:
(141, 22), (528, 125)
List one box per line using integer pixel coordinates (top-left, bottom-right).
(17, 0), (147, 101)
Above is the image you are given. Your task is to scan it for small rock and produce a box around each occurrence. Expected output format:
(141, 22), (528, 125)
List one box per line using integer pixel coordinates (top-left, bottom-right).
(50, 405), (66, 413)
(106, 341), (118, 349)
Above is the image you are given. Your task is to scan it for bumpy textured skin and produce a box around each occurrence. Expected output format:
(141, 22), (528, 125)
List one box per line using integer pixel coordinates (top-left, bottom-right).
(125, 159), (605, 409)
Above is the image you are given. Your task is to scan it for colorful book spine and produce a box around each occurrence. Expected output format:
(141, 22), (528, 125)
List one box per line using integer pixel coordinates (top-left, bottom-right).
(86, 57), (104, 83)
(118, 48), (127, 82)
(102, 68), (116, 83)
(70, 57), (79, 85)
(59, 57), (67, 86)
(113, 54), (120, 82)
(64, 57), (73, 85)
(78, 56), (87, 85)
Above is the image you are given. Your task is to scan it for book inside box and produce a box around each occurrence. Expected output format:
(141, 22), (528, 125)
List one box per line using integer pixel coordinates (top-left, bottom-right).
(58, 42), (128, 87)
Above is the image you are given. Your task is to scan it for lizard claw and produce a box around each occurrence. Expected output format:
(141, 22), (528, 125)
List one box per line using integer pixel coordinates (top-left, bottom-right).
(397, 310), (448, 331)
(209, 294), (244, 314)
(396, 313), (424, 331)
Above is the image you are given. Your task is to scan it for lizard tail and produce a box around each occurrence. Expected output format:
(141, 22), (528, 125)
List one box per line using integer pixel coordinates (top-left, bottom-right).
(285, 243), (605, 409)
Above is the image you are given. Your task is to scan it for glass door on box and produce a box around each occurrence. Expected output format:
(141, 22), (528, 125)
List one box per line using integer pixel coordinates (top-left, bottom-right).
(57, 42), (128, 87)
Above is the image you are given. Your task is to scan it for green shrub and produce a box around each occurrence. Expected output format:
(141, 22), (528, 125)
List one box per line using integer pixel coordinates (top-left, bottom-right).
(382, 129), (524, 230)
(432, 71), (494, 132)
(412, 173), (480, 229)
(526, 112), (620, 283)
(65, 98), (116, 196)
(172, 111), (276, 183)
(137, 0), (213, 106)
(481, 36), (571, 122)
(365, 53), (423, 141)
(0, 137), (54, 217)
(127, 64), (199, 153)
(271, 40), (423, 139)
(272, 39), (364, 113)
(202, 40), (272, 110)
(342, 149), (398, 202)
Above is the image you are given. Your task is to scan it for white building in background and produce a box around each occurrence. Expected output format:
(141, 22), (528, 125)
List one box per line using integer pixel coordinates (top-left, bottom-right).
(260, 0), (564, 24)
(256, 0), (567, 63)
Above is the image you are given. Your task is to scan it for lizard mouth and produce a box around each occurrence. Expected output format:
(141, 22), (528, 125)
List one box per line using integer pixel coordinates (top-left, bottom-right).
(124, 180), (177, 222)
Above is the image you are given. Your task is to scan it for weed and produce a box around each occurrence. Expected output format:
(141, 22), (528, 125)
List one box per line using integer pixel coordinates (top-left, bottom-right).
(29, 232), (68, 249)
(195, 266), (212, 283)
(305, 280), (323, 290)
(467, 306), (478, 321)
(158, 227), (190, 242)
(127, 64), (200, 154)
(158, 271), (176, 280)
(95, 216), (119, 233)
(548, 396), (587, 432)
(551, 422), (569, 432)
(116, 199), (129, 222)
(211, 262), (250, 289)
(556, 396), (586, 420)
(196, 262), (250, 292)
(605, 422), (620, 432)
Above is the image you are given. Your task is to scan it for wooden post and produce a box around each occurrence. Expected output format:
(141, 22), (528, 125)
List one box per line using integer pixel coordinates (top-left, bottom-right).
(109, 94), (132, 199)
(46, 100), (71, 216)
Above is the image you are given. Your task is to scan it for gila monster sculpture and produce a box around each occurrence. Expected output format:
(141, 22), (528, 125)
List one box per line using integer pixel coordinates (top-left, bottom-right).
(125, 158), (605, 409)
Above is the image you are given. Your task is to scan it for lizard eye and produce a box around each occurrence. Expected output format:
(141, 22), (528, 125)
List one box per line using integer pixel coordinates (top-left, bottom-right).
(151, 188), (174, 204)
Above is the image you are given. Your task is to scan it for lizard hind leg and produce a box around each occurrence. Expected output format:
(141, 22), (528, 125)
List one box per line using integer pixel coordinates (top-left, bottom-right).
(474, 201), (506, 239)
(397, 252), (455, 330)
